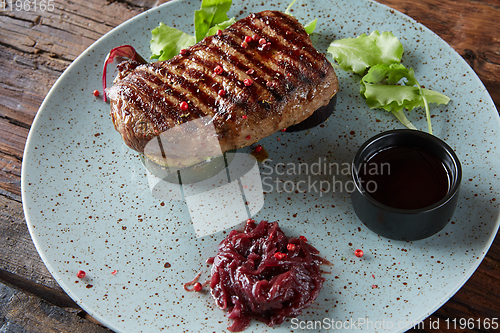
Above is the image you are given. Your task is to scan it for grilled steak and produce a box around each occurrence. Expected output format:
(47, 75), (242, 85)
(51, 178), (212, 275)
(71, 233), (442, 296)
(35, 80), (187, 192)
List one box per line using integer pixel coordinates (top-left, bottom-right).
(106, 10), (339, 167)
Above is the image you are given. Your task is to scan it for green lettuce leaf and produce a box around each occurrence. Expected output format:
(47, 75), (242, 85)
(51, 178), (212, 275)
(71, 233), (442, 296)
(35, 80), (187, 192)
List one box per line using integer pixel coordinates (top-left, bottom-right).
(361, 83), (449, 112)
(328, 31), (450, 134)
(327, 31), (403, 75)
(206, 17), (236, 37)
(304, 19), (317, 35)
(150, 0), (233, 61)
(194, 0), (233, 42)
(150, 0), (317, 63)
(360, 64), (450, 111)
(360, 64), (450, 133)
(150, 23), (196, 61)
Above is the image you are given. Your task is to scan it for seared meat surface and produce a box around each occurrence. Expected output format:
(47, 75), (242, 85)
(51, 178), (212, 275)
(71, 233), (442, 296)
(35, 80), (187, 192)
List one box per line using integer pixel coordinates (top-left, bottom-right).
(107, 10), (338, 166)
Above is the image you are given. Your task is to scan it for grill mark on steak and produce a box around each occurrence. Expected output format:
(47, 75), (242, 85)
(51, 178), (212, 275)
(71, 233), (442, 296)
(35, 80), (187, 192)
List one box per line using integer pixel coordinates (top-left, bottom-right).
(229, 12), (330, 94)
(243, 13), (325, 75)
(126, 70), (177, 126)
(208, 34), (290, 105)
(151, 64), (212, 119)
(137, 64), (212, 125)
(108, 10), (339, 157)
(187, 41), (277, 119)
(121, 10), (327, 127)
(188, 48), (250, 99)
(158, 63), (218, 117)
(210, 36), (285, 103)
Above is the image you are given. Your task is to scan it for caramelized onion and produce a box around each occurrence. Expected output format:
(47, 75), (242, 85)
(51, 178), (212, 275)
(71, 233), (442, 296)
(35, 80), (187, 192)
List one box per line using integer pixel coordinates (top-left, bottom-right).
(207, 220), (328, 331)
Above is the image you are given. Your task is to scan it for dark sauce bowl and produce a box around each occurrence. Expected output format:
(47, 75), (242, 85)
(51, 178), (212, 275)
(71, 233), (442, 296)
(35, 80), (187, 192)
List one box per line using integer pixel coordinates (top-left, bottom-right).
(351, 129), (462, 241)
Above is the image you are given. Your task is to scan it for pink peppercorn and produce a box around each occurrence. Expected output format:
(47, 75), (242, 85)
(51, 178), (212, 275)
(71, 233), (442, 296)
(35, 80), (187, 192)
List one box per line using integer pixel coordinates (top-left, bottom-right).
(214, 65), (223, 75)
(245, 135), (251, 140)
(217, 30), (223, 36)
(274, 252), (287, 260)
(180, 101), (189, 111)
(244, 78), (253, 86)
(254, 145), (262, 153)
(246, 218), (255, 224)
(259, 38), (267, 45)
(355, 249), (364, 258)
(193, 282), (202, 292)
(218, 89), (226, 97)
(180, 49), (188, 56)
(92, 90), (100, 97)
(244, 36), (252, 43)
(246, 69), (255, 75)
(252, 34), (260, 41)
(287, 243), (296, 251)
(241, 41), (248, 48)
(77, 270), (86, 279)
(241, 115), (248, 119)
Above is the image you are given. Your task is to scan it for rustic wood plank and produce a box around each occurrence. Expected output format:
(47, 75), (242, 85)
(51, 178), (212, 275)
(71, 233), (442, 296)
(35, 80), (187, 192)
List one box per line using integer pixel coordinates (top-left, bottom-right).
(0, 1), (150, 127)
(0, 280), (112, 333)
(0, 45), (65, 125)
(0, 193), (61, 291)
(0, 119), (29, 161)
(0, 153), (22, 198)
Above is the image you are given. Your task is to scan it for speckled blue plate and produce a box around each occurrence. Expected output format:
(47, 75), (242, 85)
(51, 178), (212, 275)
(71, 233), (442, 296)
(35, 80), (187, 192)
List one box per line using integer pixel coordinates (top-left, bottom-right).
(21, 0), (500, 332)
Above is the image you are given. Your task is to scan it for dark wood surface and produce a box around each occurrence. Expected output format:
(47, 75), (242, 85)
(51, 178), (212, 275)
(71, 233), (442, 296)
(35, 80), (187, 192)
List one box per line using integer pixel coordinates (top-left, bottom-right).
(0, 0), (498, 332)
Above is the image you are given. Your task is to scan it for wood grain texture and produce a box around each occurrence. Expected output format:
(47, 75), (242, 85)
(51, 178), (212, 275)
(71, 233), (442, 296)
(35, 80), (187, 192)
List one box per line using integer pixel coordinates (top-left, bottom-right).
(0, 280), (112, 333)
(0, 0), (498, 332)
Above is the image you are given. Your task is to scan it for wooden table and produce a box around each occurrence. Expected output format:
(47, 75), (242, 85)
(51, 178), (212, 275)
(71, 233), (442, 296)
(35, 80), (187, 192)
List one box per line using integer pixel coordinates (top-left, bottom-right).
(0, 0), (498, 331)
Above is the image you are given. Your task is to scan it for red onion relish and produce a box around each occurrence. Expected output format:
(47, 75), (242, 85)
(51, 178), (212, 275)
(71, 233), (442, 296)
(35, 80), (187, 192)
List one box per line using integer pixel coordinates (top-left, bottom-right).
(207, 220), (329, 332)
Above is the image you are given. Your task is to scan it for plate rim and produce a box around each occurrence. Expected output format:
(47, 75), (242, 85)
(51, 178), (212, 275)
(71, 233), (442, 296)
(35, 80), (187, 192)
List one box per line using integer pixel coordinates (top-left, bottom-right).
(20, 0), (500, 331)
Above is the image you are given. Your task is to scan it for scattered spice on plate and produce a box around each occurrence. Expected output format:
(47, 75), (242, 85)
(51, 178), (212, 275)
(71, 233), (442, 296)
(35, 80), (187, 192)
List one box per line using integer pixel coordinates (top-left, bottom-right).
(183, 271), (210, 292)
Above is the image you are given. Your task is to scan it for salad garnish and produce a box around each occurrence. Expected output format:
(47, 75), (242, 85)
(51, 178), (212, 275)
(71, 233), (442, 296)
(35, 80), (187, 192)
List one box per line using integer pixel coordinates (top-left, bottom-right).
(327, 31), (450, 134)
(150, 0), (316, 62)
(150, 0), (235, 62)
